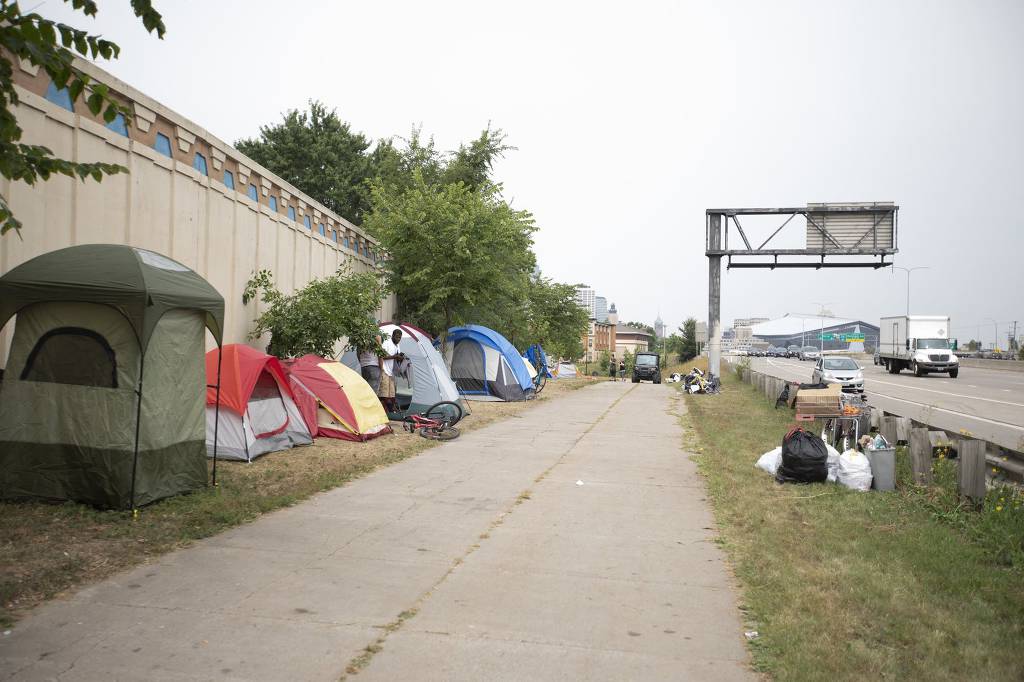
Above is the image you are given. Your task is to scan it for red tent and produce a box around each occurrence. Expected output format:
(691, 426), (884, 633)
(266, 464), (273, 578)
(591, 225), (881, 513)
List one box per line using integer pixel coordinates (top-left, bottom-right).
(283, 355), (392, 441)
(204, 345), (312, 461)
(206, 345), (293, 416)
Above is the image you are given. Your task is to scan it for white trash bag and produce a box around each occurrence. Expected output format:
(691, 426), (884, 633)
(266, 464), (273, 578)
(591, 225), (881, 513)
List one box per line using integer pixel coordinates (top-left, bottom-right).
(837, 449), (872, 491)
(825, 444), (841, 483)
(756, 446), (782, 475)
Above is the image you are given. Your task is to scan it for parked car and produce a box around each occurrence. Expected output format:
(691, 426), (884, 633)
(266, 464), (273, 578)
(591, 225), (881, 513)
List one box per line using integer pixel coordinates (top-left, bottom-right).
(799, 346), (820, 361)
(812, 356), (864, 393)
(632, 351), (661, 384)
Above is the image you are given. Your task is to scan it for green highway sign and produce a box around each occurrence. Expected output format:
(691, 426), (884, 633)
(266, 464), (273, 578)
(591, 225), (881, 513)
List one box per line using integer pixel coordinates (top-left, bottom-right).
(818, 333), (865, 342)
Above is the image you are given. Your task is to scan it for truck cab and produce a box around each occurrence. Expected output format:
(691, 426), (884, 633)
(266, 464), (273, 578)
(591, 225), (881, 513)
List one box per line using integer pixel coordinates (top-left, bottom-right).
(906, 337), (959, 377)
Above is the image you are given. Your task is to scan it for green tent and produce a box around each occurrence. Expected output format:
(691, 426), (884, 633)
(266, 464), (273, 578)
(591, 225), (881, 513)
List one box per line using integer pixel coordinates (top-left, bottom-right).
(0, 245), (225, 509)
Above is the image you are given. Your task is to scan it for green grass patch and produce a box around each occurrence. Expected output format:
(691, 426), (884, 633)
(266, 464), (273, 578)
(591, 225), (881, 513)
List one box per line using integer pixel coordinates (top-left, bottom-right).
(683, 367), (1024, 680)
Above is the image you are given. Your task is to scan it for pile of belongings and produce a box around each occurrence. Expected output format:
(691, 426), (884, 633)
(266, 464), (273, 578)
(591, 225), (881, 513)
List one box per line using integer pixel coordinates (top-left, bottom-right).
(682, 367), (719, 394)
(755, 426), (874, 491)
(666, 373), (684, 383)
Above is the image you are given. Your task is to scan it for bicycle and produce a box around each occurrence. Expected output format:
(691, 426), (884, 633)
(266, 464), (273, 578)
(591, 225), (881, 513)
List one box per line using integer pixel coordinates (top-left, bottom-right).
(401, 400), (463, 441)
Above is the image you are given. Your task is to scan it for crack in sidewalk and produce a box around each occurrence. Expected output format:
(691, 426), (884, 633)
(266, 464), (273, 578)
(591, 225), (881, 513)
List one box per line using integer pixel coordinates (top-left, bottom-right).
(339, 384), (637, 679)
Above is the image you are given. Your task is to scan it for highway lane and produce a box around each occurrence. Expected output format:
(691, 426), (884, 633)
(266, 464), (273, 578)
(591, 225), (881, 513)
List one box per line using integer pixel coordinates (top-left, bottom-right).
(742, 356), (1024, 454)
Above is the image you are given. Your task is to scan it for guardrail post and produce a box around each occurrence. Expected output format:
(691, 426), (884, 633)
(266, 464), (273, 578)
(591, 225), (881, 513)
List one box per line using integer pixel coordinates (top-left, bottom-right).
(909, 428), (933, 486)
(880, 416), (898, 446)
(958, 440), (987, 504)
(896, 417), (911, 444)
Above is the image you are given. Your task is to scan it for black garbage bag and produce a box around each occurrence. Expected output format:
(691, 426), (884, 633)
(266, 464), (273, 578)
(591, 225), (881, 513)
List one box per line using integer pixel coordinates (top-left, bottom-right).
(775, 383), (790, 409)
(776, 426), (828, 484)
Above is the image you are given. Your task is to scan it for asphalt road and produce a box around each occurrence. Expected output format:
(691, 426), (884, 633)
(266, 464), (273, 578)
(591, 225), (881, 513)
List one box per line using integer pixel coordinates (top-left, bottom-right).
(744, 356), (1024, 453)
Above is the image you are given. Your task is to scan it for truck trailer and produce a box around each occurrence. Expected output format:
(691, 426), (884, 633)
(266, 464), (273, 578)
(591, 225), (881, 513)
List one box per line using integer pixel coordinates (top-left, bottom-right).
(878, 315), (959, 377)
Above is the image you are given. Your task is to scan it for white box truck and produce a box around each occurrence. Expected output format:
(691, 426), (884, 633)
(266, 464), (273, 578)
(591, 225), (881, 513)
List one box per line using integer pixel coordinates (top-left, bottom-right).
(878, 315), (959, 377)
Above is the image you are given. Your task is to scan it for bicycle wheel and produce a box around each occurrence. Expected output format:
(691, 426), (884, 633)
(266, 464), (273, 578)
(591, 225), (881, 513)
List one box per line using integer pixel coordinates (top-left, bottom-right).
(533, 372), (547, 395)
(424, 401), (463, 426)
(419, 425), (460, 441)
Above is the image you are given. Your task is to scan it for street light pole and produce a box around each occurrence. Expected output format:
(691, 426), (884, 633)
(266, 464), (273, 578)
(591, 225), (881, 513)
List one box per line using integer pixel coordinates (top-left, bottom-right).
(812, 302), (836, 353)
(984, 317), (998, 350)
(892, 266), (929, 316)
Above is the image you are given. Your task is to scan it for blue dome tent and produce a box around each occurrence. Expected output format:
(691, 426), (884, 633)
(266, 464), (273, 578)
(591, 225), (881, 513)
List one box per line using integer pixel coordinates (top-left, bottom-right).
(439, 325), (535, 401)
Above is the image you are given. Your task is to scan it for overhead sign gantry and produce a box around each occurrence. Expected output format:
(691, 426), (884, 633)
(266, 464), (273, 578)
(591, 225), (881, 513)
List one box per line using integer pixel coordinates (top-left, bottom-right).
(704, 202), (899, 381)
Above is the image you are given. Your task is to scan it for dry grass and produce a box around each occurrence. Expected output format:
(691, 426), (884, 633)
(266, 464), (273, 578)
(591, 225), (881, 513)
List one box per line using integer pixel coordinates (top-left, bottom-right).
(683, 365), (1024, 680)
(0, 376), (596, 628)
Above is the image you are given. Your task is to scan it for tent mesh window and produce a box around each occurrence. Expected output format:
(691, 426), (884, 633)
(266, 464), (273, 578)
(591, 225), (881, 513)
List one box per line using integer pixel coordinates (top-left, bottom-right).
(20, 327), (118, 388)
(451, 340), (487, 394)
(250, 370), (283, 401)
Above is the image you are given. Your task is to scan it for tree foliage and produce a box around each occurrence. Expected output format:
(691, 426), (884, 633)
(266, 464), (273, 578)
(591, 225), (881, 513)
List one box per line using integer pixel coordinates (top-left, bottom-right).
(623, 348), (635, 376)
(365, 169), (536, 349)
(235, 101), (390, 225)
(626, 321), (655, 337)
(679, 317), (699, 362)
(0, 0), (165, 236)
(243, 267), (386, 359)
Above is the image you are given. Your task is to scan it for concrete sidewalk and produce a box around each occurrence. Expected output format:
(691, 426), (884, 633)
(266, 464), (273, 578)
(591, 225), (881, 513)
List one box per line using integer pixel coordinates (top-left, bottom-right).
(0, 382), (753, 681)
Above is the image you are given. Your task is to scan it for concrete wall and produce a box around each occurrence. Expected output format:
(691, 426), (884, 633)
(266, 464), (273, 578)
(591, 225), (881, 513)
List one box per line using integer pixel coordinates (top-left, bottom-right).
(1, 59), (394, 363)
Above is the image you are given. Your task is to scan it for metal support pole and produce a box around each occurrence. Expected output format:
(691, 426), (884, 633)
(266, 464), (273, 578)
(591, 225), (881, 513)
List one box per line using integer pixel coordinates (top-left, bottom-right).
(708, 213), (722, 381)
(211, 345), (223, 487)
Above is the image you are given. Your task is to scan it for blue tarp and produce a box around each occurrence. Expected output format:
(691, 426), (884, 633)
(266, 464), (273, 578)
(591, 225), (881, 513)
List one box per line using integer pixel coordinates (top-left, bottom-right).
(525, 343), (552, 378)
(444, 325), (535, 393)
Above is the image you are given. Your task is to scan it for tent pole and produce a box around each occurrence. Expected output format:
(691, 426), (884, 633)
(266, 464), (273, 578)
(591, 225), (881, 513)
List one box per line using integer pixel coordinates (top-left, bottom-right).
(129, 353), (146, 516)
(212, 345), (223, 487)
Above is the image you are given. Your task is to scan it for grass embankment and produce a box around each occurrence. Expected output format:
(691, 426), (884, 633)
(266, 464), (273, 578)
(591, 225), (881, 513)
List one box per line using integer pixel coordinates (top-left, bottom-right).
(0, 376), (595, 628)
(683, 361), (1024, 681)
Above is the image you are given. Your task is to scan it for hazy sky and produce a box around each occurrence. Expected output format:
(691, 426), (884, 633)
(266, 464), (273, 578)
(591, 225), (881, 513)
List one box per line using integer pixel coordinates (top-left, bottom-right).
(45, 0), (1023, 347)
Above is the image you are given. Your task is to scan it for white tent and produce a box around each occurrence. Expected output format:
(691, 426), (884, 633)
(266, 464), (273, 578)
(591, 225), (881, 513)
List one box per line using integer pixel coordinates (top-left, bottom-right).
(554, 362), (578, 378)
(341, 322), (464, 416)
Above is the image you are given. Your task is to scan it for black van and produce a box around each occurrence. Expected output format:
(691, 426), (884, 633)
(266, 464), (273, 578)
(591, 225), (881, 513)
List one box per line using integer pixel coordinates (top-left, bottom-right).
(632, 352), (661, 383)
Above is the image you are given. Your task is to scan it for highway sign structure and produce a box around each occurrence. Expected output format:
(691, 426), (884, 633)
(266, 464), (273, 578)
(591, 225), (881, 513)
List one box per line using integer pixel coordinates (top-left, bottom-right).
(705, 202), (899, 381)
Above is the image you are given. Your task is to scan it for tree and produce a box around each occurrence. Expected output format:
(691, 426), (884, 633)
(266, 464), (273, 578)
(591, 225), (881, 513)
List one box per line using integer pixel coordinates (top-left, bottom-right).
(243, 267), (386, 358)
(364, 169), (536, 350)
(623, 348), (635, 377)
(679, 318), (698, 362)
(598, 350), (611, 374)
(235, 101), (385, 224)
(626, 321), (656, 337)
(966, 339), (979, 351)
(522, 276), (588, 361)
(0, 0), (166, 235)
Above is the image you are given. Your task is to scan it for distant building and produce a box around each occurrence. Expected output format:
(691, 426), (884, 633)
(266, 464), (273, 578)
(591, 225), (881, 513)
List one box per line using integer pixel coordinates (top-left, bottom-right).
(654, 314), (665, 339)
(594, 296), (608, 323)
(608, 302), (618, 327)
(615, 324), (653, 358)
(750, 314), (880, 352)
(696, 321), (708, 346)
(733, 317), (769, 329)
(581, 319), (615, 363)
(576, 286), (596, 318)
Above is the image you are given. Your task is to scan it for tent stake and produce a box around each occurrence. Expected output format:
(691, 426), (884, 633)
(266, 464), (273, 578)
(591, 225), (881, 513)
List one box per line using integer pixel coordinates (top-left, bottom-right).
(212, 345), (223, 487)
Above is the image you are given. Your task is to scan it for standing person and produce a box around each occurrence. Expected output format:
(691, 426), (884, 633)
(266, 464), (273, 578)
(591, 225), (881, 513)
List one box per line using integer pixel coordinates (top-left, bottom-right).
(608, 355), (617, 381)
(618, 358), (626, 382)
(357, 335), (383, 394)
(378, 328), (404, 415)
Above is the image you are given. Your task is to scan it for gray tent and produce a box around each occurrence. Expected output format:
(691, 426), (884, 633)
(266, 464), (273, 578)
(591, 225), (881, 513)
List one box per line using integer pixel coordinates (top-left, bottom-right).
(0, 245), (225, 509)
